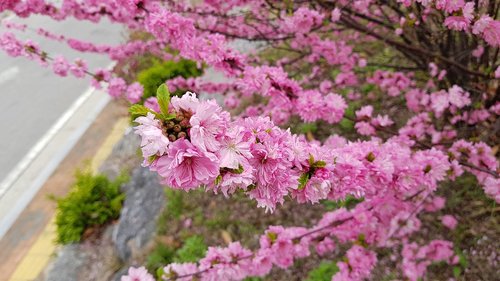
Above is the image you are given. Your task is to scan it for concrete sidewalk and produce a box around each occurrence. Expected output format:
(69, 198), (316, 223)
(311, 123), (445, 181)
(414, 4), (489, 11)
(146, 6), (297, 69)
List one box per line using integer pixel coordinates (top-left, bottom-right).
(0, 100), (129, 281)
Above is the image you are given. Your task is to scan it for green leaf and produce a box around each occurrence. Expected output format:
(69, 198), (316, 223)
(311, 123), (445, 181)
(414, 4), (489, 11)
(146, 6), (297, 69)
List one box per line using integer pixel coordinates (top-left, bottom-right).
(298, 172), (310, 190)
(214, 175), (222, 186)
(174, 235), (208, 263)
(305, 260), (339, 281)
(267, 232), (278, 243)
(453, 266), (462, 278)
(162, 113), (177, 120)
(308, 154), (315, 166)
(156, 84), (171, 116)
(232, 164), (244, 174)
(312, 160), (326, 168)
(129, 104), (151, 117)
(156, 267), (165, 279)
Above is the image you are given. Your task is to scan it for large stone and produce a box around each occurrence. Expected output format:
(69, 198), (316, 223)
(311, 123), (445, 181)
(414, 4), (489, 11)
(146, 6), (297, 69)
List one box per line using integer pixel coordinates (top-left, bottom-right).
(112, 166), (165, 261)
(44, 244), (88, 281)
(99, 128), (141, 180)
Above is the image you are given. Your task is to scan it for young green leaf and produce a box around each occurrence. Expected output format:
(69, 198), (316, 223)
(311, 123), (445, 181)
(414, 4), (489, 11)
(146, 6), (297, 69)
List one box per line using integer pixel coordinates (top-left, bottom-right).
(298, 172), (311, 190)
(308, 154), (315, 166)
(156, 84), (171, 116)
(214, 175), (222, 186)
(312, 160), (327, 168)
(231, 164), (244, 174)
(129, 104), (151, 117)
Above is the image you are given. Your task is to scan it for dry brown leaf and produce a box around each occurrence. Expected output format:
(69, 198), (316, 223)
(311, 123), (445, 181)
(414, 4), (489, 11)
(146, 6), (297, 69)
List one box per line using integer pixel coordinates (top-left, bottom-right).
(221, 230), (232, 244)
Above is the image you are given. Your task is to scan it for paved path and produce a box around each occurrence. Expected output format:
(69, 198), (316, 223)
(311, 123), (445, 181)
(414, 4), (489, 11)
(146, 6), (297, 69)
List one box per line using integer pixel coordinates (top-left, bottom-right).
(0, 101), (128, 281)
(0, 15), (123, 236)
(0, 15), (122, 184)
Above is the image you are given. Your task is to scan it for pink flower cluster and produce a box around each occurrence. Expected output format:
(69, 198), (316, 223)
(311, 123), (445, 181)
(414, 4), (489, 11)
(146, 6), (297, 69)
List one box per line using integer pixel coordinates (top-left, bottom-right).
(135, 92), (454, 213)
(402, 240), (456, 281)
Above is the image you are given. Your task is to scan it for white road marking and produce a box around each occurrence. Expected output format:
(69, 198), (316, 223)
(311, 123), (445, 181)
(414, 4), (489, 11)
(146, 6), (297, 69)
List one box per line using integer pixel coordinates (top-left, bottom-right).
(0, 87), (95, 198)
(0, 61), (114, 198)
(0, 66), (19, 85)
(0, 90), (110, 238)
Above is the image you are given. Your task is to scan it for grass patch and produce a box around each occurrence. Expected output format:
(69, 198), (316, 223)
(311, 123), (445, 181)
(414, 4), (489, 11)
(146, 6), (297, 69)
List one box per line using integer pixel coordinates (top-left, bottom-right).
(50, 169), (128, 244)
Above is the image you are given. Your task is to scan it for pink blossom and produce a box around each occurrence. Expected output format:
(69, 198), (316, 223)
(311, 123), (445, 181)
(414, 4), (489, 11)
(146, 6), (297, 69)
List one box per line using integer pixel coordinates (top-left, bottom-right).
(472, 45), (484, 57)
(372, 115), (394, 127)
(472, 15), (492, 34)
(355, 121), (376, 136)
(134, 113), (169, 159)
(126, 82), (143, 103)
(444, 16), (469, 31)
(462, 2), (474, 22)
(441, 215), (458, 229)
(481, 20), (500, 47)
(332, 245), (377, 281)
(356, 105), (373, 119)
(251, 249), (273, 276)
(331, 8), (341, 22)
(430, 91), (449, 117)
(319, 80), (332, 93)
(190, 100), (228, 152)
(323, 93), (346, 123)
(293, 177), (331, 204)
(425, 196), (446, 212)
(69, 58), (88, 79)
(91, 69), (111, 89)
(155, 139), (219, 190)
(447, 85), (470, 108)
(425, 240), (455, 261)
(482, 177), (500, 203)
(0, 0), (20, 12)
(218, 126), (252, 169)
(121, 266), (154, 281)
(429, 62), (438, 77)
(170, 91), (200, 113)
(295, 90), (324, 122)
(52, 55), (70, 77)
(163, 263), (199, 281)
(107, 77), (127, 98)
(437, 0), (465, 13)
(0, 32), (23, 57)
(282, 7), (324, 34)
(495, 66), (500, 78)
(316, 237), (335, 256)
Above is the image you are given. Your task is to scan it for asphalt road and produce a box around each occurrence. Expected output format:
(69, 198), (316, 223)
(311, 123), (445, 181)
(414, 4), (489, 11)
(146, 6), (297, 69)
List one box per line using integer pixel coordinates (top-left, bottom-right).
(0, 15), (123, 186)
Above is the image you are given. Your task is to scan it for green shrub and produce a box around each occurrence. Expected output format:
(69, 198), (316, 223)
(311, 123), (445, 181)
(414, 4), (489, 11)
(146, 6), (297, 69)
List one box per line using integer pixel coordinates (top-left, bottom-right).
(147, 235), (207, 277)
(174, 235), (207, 263)
(51, 169), (127, 244)
(321, 195), (364, 210)
(137, 59), (202, 101)
(305, 260), (339, 281)
(146, 243), (176, 273)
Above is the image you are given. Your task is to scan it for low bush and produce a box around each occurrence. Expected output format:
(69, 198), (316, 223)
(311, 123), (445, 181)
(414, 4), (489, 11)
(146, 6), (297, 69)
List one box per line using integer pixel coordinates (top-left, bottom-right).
(137, 59), (202, 101)
(305, 261), (339, 281)
(51, 169), (128, 244)
(146, 235), (207, 274)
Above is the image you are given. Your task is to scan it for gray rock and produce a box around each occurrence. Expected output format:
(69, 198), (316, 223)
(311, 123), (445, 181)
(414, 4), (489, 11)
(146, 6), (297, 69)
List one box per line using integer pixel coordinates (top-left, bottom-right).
(45, 244), (88, 281)
(112, 166), (165, 261)
(110, 267), (129, 281)
(98, 128), (141, 180)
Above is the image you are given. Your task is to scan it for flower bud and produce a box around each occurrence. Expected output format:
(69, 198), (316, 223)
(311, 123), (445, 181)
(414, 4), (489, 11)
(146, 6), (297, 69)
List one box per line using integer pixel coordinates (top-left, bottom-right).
(166, 121), (175, 129)
(180, 119), (190, 128)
